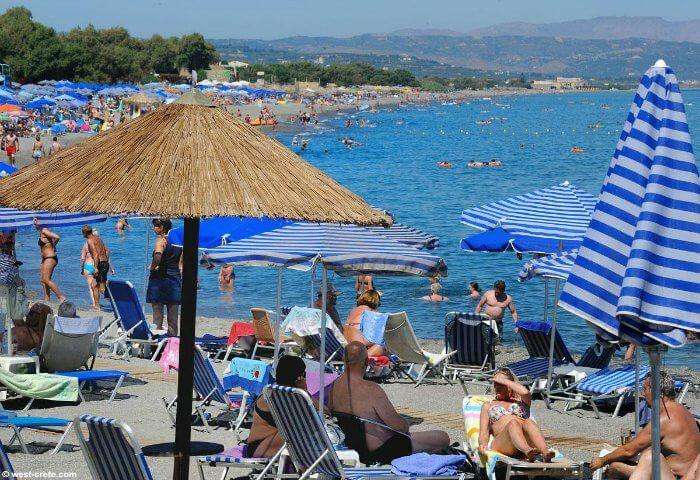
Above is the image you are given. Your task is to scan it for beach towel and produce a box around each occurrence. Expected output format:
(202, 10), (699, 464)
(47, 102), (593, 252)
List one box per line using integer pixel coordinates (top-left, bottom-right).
(391, 452), (466, 476)
(283, 306), (344, 341)
(462, 395), (564, 480)
(227, 321), (255, 346)
(223, 357), (271, 396)
(360, 310), (388, 345)
(158, 337), (179, 375)
(0, 370), (78, 403)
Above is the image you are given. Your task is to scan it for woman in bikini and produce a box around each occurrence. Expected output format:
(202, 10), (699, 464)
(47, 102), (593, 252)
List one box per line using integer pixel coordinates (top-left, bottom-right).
(245, 355), (309, 458)
(34, 219), (65, 302)
(478, 368), (554, 462)
(344, 289), (386, 357)
(80, 241), (99, 309)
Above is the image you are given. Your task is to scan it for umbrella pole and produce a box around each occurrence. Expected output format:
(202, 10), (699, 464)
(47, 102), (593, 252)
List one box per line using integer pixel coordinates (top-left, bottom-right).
(646, 345), (665, 480)
(318, 265), (328, 416)
(173, 217), (200, 480)
(634, 347), (641, 435)
(273, 268), (283, 369)
(310, 262), (316, 306)
(546, 278), (560, 396)
(543, 278), (549, 321)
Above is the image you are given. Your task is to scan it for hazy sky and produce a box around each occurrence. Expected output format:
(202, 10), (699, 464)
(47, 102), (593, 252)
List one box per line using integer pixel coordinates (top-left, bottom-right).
(2, 0), (698, 39)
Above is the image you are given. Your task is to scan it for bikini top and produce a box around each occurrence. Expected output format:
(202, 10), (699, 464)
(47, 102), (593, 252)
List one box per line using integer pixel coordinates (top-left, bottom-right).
(488, 401), (526, 424)
(254, 400), (276, 428)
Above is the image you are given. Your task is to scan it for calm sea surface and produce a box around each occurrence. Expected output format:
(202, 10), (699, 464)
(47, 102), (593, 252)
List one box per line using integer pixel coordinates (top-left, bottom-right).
(14, 90), (700, 368)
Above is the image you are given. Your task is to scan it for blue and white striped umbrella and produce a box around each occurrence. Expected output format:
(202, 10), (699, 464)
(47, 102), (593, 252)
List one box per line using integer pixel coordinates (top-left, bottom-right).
(367, 223), (439, 250)
(202, 222), (447, 277)
(559, 61), (700, 348)
(460, 181), (597, 253)
(518, 249), (577, 282)
(0, 208), (108, 231)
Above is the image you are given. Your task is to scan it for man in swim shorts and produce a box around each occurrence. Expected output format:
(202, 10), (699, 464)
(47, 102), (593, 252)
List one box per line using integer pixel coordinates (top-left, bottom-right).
(82, 225), (111, 295)
(475, 280), (519, 337)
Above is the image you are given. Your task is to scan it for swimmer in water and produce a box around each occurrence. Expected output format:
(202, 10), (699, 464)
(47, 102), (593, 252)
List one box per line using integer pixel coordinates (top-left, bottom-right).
(301, 139), (309, 151)
(468, 281), (481, 300)
(116, 218), (130, 233)
(421, 282), (448, 302)
(218, 263), (235, 291)
(475, 280), (518, 338)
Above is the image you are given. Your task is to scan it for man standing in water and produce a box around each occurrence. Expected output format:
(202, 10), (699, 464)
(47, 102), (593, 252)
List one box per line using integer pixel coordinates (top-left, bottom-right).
(475, 280), (519, 337)
(82, 225), (110, 296)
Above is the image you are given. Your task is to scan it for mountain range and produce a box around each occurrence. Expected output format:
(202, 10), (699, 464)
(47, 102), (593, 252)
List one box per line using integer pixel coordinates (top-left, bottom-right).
(212, 16), (700, 80)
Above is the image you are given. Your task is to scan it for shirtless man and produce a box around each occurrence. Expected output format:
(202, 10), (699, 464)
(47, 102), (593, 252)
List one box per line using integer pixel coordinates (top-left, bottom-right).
(4, 130), (18, 166)
(82, 225), (110, 295)
(31, 135), (44, 162)
(590, 371), (700, 480)
(328, 342), (450, 465)
(475, 280), (518, 337)
(218, 264), (235, 291)
(49, 137), (62, 156)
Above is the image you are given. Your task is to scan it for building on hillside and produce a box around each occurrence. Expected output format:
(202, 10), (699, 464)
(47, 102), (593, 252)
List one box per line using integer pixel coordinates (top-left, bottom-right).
(532, 77), (590, 91)
(532, 79), (557, 90)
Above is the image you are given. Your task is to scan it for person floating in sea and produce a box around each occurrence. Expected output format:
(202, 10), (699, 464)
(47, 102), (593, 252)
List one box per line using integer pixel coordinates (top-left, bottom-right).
(468, 281), (481, 301)
(436, 161), (452, 168)
(115, 217), (130, 234)
(300, 139), (309, 151)
(421, 282), (449, 302)
(590, 371), (700, 480)
(34, 218), (66, 303)
(475, 280), (519, 337)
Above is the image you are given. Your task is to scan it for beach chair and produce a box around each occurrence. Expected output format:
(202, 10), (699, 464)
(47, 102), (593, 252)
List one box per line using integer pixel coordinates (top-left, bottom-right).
(106, 279), (169, 360)
(305, 329), (346, 366)
(220, 321), (256, 361)
(462, 394), (582, 480)
(0, 409), (73, 455)
(198, 447), (287, 480)
(162, 346), (253, 433)
(443, 313), (496, 380)
(0, 438), (13, 476)
(39, 315), (128, 403)
(74, 414), (153, 480)
(384, 312), (456, 386)
(251, 308), (293, 359)
(264, 385), (465, 479)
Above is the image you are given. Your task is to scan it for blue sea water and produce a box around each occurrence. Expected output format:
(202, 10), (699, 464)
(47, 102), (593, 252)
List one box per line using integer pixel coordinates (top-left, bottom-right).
(13, 90), (700, 368)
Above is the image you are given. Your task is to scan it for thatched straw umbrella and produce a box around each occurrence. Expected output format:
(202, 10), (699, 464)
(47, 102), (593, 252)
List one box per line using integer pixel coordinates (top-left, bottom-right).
(0, 89), (390, 479)
(122, 92), (162, 106)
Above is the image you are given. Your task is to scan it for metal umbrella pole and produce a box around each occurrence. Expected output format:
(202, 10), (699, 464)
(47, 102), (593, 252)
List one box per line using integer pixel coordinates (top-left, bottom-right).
(272, 268), (283, 369)
(318, 264), (328, 416)
(543, 278), (549, 321)
(310, 262), (316, 306)
(634, 347), (641, 435)
(545, 278), (561, 395)
(646, 345), (665, 480)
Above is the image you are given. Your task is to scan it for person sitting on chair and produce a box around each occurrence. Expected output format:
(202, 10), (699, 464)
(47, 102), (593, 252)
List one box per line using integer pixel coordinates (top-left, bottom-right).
(479, 367), (555, 462)
(590, 371), (700, 480)
(328, 341), (450, 465)
(344, 290), (386, 357)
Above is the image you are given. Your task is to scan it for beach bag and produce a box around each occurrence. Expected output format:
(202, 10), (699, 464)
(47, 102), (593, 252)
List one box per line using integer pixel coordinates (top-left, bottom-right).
(7, 278), (28, 321)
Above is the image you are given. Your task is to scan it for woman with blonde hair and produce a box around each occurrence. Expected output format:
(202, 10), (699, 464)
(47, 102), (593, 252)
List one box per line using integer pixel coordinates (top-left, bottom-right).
(344, 289), (385, 356)
(478, 368), (554, 462)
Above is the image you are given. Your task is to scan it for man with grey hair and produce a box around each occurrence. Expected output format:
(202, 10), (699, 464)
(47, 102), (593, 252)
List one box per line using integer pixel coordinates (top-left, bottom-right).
(590, 371), (700, 479)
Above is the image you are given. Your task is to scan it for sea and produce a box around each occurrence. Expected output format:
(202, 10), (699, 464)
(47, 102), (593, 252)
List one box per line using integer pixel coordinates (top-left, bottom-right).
(13, 90), (700, 369)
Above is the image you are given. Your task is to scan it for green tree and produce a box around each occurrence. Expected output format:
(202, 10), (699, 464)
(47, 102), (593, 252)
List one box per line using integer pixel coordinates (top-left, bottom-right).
(177, 33), (219, 71)
(145, 35), (179, 74)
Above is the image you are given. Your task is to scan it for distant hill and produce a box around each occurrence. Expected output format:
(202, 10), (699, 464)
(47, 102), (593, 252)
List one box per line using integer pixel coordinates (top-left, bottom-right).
(468, 16), (700, 43)
(212, 33), (700, 80)
(390, 28), (464, 37)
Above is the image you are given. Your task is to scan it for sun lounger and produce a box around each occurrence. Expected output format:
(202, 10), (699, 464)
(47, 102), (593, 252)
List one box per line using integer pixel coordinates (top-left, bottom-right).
(0, 438), (13, 475)
(0, 411), (73, 455)
(462, 394), (582, 480)
(74, 414), (153, 480)
(54, 370), (127, 403)
(443, 313), (496, 380)
(163, 346), (256, 433)
(384, 312), (456, 386)
(264, 385), (465, 479)
(197, 444), (291, 480)
(251, 308), (294, 360)
(0, 369), (79, 410)
(39, 315), (102, 372)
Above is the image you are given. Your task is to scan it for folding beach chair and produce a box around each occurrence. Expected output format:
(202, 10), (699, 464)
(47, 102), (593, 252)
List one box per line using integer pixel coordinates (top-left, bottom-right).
(39, 315), (128, 403)
(443, 313), (496, 380)
(462, 394), (582, 480)
(162, 346), (253, 433)
(264, 385), (466, 479)
(384, 312), (456, 386)
(0, 406), (74, 455)
(0, 438), (13, 476)
(251, 308), (293, 360)
(305, 329), (346, 365)
(75, 414), (153, 480)
(198, 448), (287, 480)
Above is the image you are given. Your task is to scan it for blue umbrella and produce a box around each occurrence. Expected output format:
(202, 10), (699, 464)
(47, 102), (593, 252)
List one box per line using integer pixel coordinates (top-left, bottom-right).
(0, 162), (17, 178)
(518, 249), (577, 282)
(460, 181), (596, 254)
(559, 60), (700, 480)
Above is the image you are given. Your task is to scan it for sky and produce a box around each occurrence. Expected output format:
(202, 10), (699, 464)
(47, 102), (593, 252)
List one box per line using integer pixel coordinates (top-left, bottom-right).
(1, 0), (699, 39)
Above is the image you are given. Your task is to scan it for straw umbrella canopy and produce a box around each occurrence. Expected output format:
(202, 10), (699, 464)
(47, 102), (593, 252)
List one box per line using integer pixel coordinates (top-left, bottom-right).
(0, 89), (390, 480)
(122, 92), (162, 106)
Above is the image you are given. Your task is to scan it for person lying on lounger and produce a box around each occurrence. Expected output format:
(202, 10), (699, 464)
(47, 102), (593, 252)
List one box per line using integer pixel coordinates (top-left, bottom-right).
(590, 371), (700, 480)
(478, 367), (555, 462)
(328, 341), (450, 464)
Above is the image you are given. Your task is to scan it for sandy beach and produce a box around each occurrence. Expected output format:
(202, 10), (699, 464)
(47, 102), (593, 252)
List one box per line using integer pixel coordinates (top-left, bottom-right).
(2, 302), (696, 479)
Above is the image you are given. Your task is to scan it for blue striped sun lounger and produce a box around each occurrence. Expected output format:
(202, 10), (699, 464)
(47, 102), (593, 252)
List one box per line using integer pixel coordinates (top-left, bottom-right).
(0, 437), (13, 476)
(55, 369), (128, 403)
(264, 385), (467, 479)
(75, 415), (153, 480)
(443, 313), (497, 380)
